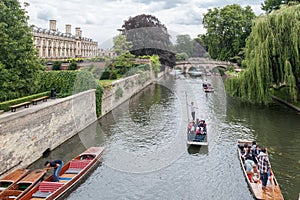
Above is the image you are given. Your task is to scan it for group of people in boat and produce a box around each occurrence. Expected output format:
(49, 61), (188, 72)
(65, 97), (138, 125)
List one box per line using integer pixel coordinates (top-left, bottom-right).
(239, 141), (272, 191)
(188, 119), (207, 142)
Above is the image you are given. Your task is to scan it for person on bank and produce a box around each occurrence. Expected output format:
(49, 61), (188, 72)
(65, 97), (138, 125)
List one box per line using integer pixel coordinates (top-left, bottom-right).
(44, 159), (64, 182)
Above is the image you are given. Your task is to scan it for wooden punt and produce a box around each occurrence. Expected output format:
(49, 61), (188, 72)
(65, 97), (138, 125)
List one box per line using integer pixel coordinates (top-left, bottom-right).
(203, 83), (214, 93)
(0, 169), (29, 194)
(204, 87), (214, 93)
(0, 169), (46, 199)
(19, 146), (105, 200)
(237, 140), (284, 200)
(187, 121), (208, 146)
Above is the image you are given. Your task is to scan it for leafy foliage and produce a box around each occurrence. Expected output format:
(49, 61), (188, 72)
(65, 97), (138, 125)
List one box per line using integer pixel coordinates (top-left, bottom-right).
(121, 14), (176, 67)
(261, 0), (300, 13)
(68, 61), (78, 70)
(174, 35), (193, 57)
(0, 0), (44, 102)
(52, 61), (62, 70)
(175, 53), (189, 61)
(113, 34), (132, 56)
(225, 4), (300, 104)
(200, 4), (255, 62)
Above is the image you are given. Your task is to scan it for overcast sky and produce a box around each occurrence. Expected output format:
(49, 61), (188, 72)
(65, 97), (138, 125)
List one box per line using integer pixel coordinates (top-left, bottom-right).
(19, 0), (265, 49)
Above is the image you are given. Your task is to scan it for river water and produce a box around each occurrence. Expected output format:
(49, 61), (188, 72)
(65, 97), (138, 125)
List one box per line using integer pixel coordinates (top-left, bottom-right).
(32, 72), (300, 200)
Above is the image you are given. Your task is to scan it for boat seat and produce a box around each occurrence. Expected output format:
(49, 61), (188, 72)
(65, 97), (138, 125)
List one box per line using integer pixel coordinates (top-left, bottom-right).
(32, 191), (51, 198)
(65, 160), (91, 174)
(32, 181), (64, 198)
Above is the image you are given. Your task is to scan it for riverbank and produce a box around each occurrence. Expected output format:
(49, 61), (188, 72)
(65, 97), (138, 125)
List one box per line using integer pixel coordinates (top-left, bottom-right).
(271, 95), (300, 112)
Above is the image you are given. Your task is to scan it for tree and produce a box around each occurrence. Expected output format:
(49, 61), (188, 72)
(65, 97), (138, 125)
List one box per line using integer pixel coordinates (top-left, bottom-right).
(174, 35), (193, 57)
(200, 4), (255, 62)
(225, 4), (300, 104)
(262, 0), (300, 13)
(0, 0), (44, 101)
(191, 38), (207, 58)
(113, 34), (132, 56)
(175, 52), (189, 61)
(121, 14), (176, 67)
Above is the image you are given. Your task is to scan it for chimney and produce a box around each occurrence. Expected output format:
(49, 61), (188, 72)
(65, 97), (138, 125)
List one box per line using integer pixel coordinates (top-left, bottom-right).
(49, 20), (56, 31)
(65, 24), (71, 34)
(75, 27), (82, 37)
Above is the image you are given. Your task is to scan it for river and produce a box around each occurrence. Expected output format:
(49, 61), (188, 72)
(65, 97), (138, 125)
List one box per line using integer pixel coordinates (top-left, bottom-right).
(31, 72), (300, 200)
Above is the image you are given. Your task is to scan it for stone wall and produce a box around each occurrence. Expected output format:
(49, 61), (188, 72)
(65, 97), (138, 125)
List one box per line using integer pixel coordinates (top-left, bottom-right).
(0, 90), (97, 173)
(101, 66), (169, 117)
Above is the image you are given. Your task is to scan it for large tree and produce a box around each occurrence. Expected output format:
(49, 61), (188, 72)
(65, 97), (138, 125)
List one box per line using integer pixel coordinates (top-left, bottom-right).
(200, 4), (255, 62)
(0, 0), (43, 101)
(174, 34), (193, 57)
(121, 14), (176, 67)
(262, 0), (300, 13)
(225, 4), (300, 104)
(113, 33), (132, 56)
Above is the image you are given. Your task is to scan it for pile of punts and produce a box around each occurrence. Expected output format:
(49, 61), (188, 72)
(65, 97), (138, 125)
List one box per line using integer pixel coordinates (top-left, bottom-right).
(0, 146), (104, 200)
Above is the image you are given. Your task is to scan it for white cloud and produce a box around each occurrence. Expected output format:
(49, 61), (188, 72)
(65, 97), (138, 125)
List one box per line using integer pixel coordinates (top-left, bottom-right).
(19, 0), (264, 49)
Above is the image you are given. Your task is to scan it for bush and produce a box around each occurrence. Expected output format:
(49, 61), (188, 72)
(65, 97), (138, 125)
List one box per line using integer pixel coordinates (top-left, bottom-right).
(68, 61), (78, 70)
(52, 61), (62, 70)
(100, 71), (110, 80)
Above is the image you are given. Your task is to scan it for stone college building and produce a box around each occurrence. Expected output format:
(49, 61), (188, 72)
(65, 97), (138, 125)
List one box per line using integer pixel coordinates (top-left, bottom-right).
(32, 20), (98, 61)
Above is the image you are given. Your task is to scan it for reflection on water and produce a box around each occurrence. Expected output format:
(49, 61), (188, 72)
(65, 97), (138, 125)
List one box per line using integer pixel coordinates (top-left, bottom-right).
(30, 73), (299, 200)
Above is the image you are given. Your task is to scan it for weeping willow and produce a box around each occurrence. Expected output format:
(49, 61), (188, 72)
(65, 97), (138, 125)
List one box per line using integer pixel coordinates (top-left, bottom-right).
(225, 4), (300, 104)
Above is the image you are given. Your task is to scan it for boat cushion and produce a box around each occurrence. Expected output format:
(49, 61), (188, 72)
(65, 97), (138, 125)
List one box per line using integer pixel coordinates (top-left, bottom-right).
(32, 191), (51, 198)
(38, 181), (63, 193)
(69, 160), (91, 169)
(65, 168), (82, 174)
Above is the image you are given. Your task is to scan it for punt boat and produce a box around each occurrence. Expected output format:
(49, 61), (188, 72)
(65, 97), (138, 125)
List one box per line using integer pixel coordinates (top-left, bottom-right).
(237, 140), (284, 200)
(0, 169), (46, 199)
(19, 146), (105, 200)
(187, 120), (208, 146)
(203, 83), (214, 93)
(0, 169), (29, 194)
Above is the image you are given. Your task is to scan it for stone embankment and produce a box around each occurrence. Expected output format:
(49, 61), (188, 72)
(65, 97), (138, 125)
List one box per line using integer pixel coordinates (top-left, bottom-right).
(0, 66), (169, 175)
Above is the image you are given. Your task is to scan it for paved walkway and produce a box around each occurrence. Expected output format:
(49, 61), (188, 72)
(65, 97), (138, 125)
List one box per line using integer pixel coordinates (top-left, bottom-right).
(0, 98), (63, 123)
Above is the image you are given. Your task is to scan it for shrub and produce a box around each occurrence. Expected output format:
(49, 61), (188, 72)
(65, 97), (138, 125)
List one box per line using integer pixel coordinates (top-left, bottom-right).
(52, 61), (62, 70)
(68, 61), (78, 70)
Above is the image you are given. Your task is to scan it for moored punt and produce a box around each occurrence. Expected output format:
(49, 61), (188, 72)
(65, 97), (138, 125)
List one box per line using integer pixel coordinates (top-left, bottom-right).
(19, 146), (105, 200)
(237, 140), (284, 200)
(0, 169), (46, 199)
(0, 169), (29, 194)
(187, 120), (208, 146)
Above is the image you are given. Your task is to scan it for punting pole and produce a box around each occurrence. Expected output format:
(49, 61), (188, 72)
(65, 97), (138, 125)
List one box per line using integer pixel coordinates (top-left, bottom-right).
(185, 91), (190, 122)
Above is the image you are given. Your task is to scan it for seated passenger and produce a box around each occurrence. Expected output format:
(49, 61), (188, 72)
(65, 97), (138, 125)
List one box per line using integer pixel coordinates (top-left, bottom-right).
(202, 120), (207, 133)
(252, 164), (261, 183)
(244, 155), (255, 182)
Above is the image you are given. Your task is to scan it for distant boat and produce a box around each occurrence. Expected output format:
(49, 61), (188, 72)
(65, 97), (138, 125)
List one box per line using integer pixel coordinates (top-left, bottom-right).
(20, 146), (105, 200)
(0, 169), (29, 194)
(0, 169), (46, 199)
(187, 120), (208, 146)
(203, 83), (214, 93)
(237, 140), (284, 200)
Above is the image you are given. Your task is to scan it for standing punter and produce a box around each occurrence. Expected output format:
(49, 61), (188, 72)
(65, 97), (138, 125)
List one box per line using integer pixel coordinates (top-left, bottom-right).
(44, 159), (64, 182)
